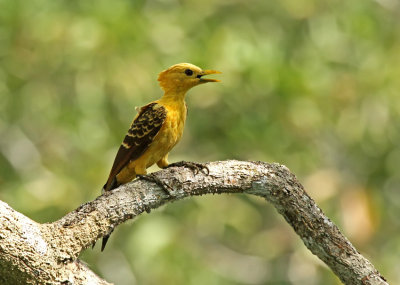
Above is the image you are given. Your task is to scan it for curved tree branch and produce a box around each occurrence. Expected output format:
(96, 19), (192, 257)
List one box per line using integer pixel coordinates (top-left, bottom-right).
(0, 160), (388, 284)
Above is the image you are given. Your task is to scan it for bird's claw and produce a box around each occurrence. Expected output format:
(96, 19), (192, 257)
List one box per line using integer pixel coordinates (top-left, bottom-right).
(166, 161), (209, 175)
(137, 173), (173, 195)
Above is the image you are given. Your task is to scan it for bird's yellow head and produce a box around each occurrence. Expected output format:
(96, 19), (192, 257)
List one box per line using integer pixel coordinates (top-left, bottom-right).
(158, 63), (221, 94)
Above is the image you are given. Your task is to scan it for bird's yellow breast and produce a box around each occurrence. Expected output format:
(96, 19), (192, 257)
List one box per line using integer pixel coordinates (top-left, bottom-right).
(136, 98), (187, 168)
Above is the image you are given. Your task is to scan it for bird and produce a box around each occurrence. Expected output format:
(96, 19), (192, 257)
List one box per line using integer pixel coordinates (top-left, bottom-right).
(100, 63), (221, 251)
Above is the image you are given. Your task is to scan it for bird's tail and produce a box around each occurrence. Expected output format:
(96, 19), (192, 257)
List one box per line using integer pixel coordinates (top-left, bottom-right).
(97, 177), (120, 251)
(101, 232), (113, 252)
(102, 176), (119, 193)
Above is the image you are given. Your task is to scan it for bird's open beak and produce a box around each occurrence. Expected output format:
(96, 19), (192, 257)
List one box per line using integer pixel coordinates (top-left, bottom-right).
(198, 69), (222, 83)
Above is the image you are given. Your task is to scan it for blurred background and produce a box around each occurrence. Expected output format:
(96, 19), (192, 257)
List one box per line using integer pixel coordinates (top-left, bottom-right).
(1, 0), (399, 284)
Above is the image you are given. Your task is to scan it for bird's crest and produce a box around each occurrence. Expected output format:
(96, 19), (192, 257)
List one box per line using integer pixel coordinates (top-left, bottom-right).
(158, 63), (221, 93)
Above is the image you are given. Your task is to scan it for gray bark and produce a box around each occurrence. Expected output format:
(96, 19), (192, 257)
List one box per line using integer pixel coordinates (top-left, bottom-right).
(0, 160), (388, 284)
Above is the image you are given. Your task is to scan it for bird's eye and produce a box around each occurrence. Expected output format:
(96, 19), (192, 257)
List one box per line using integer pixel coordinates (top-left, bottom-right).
(185, 69), (193, 76)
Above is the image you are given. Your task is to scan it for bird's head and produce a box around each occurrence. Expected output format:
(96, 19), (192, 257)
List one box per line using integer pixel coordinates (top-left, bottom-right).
(158, 63), (221, 94)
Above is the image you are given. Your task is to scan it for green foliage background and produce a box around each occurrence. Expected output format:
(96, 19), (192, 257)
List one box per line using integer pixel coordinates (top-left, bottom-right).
(1, 0), (399, 284)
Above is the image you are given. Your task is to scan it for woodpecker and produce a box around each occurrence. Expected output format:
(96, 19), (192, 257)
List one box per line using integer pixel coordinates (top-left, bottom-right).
(101, 63), (221, 250)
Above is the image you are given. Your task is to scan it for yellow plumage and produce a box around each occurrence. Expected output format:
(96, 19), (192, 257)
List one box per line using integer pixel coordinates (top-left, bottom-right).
(100, 63), (220, 250)
(103, 62), (221, 190)
(114, 97), (187, 185)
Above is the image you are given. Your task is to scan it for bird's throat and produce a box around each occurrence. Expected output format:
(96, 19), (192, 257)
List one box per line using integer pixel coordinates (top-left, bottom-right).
(160, 90), (188, 104)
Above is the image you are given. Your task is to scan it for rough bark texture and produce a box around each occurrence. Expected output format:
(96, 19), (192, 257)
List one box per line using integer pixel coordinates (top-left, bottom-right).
(0, 160), (388, 285)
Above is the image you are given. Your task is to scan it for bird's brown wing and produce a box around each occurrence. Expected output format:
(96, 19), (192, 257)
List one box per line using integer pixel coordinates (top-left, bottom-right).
(104, 102), (167, 191)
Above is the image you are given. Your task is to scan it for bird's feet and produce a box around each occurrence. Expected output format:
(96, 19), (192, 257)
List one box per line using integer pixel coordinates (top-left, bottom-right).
(137, 173), (173, 195)
(166, 161), (209, 175)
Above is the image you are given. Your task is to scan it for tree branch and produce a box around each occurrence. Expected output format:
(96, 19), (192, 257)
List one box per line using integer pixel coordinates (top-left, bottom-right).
(0, 160), (388, 284)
